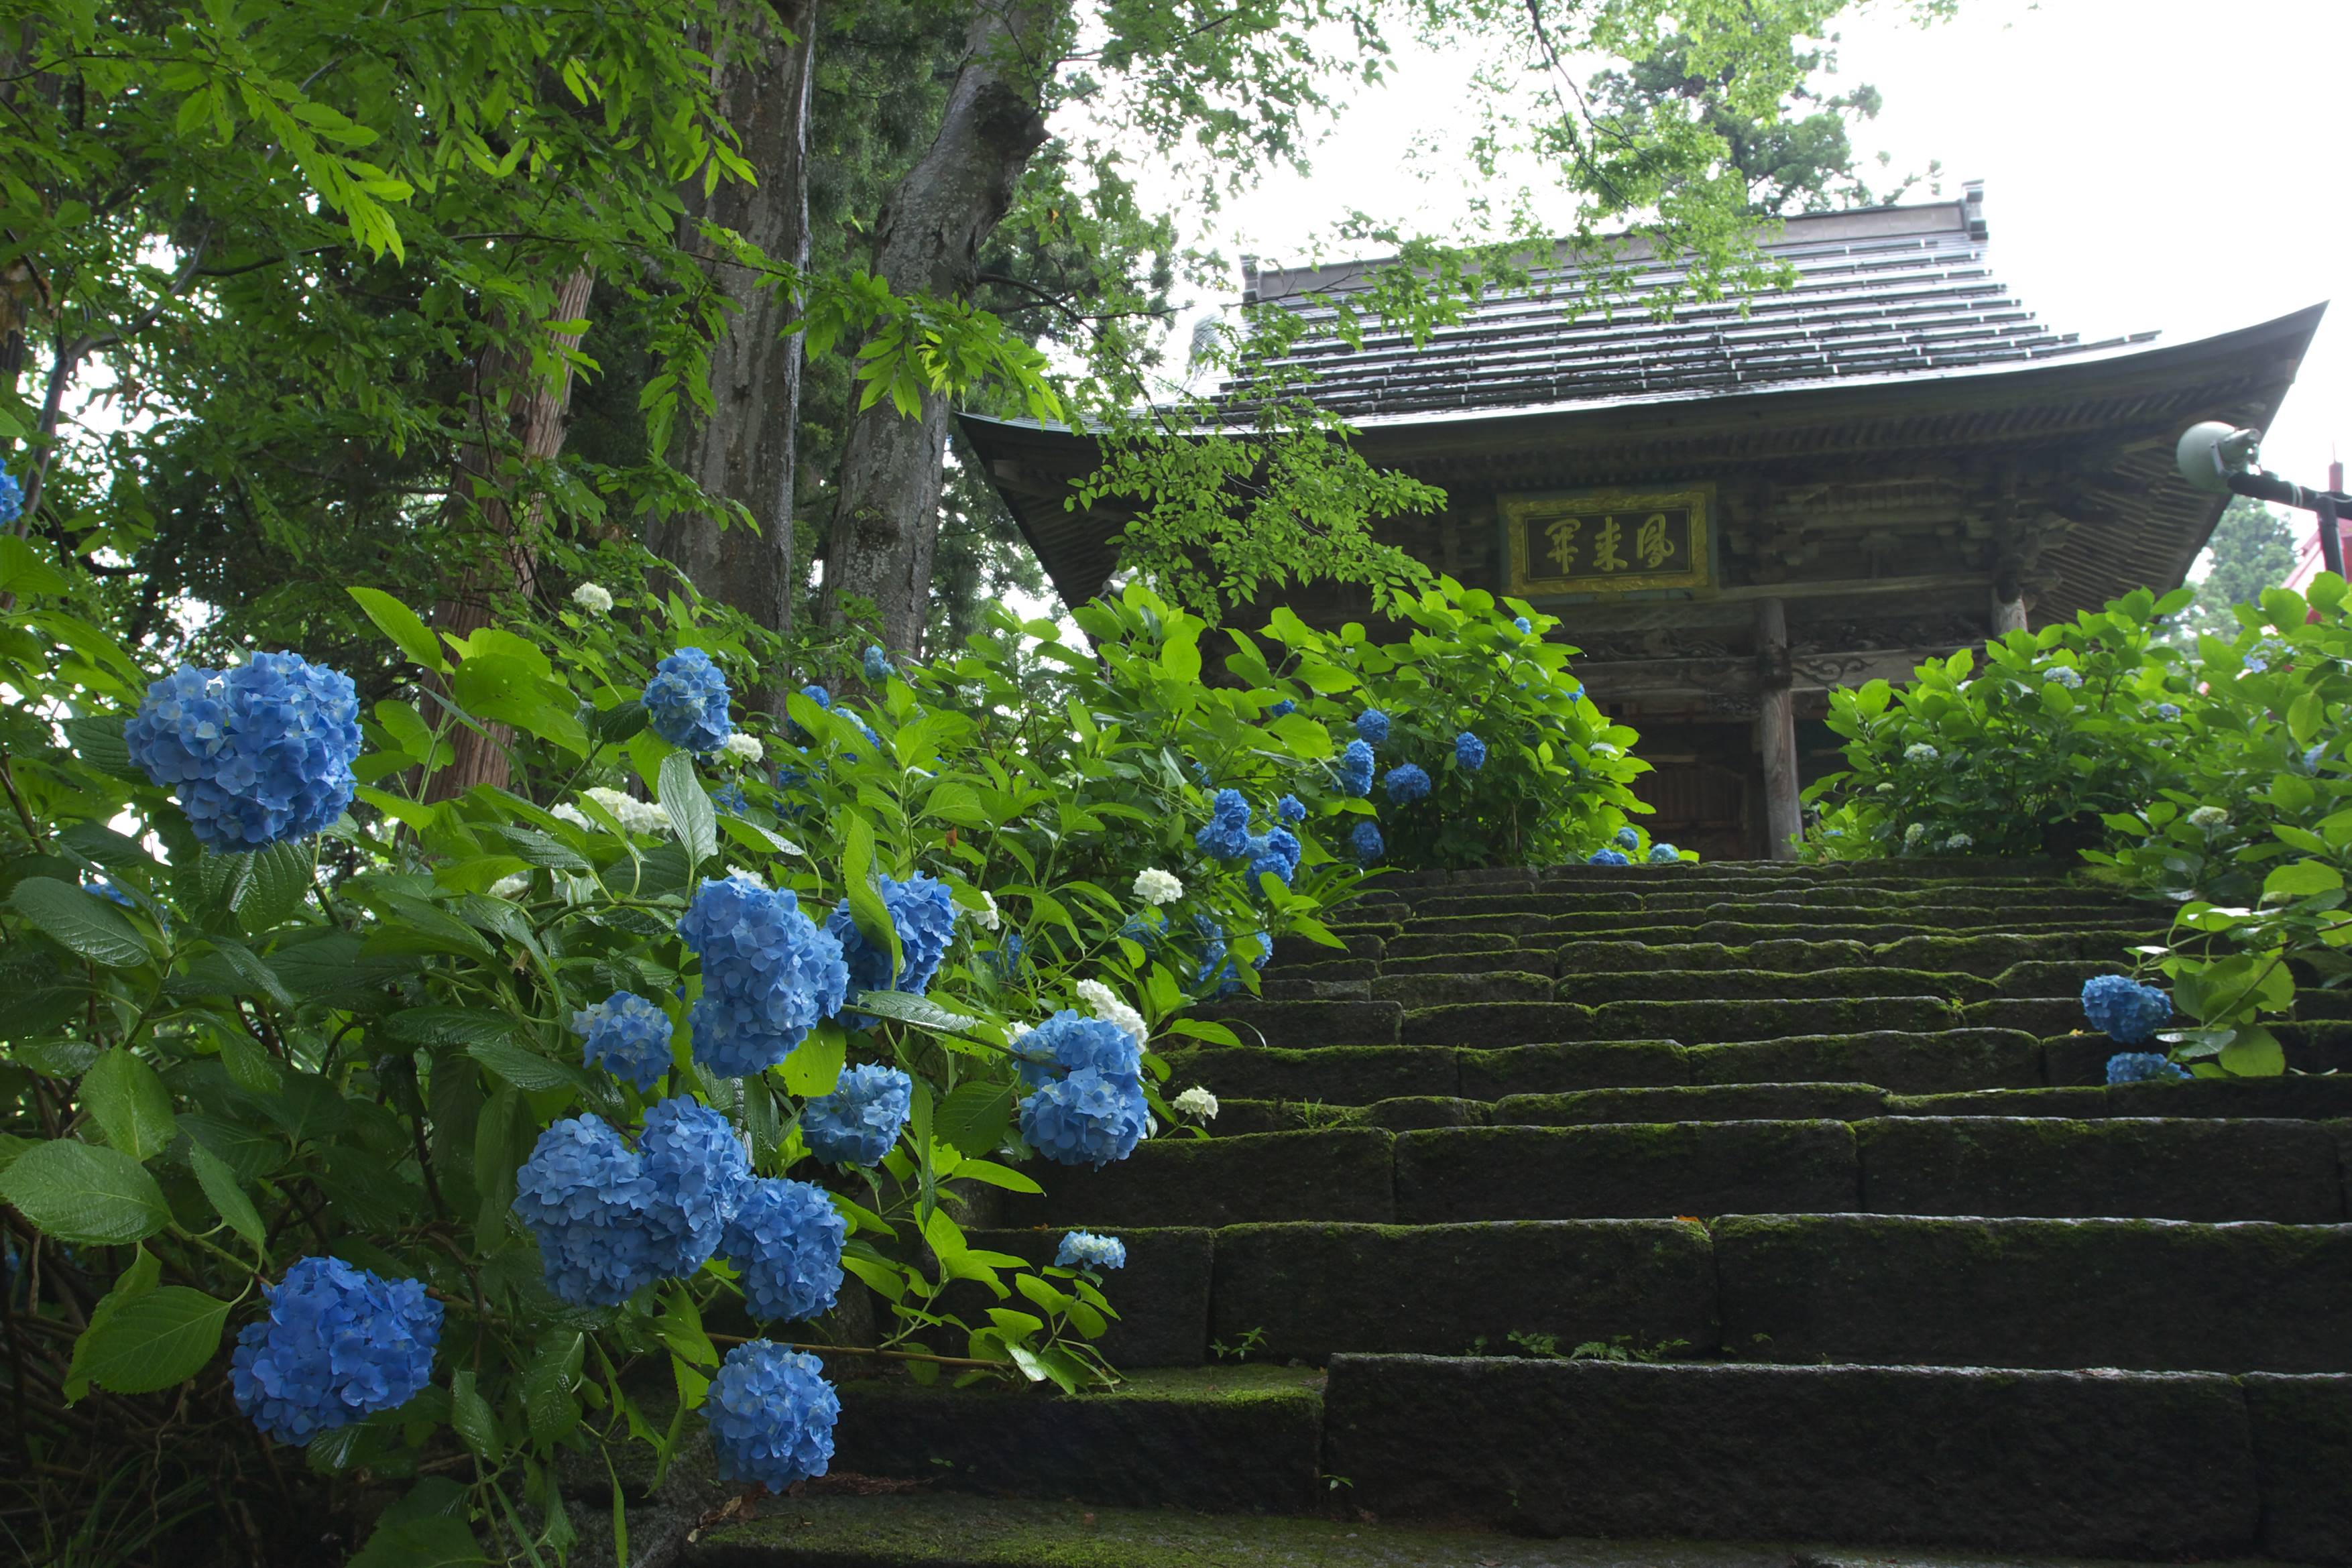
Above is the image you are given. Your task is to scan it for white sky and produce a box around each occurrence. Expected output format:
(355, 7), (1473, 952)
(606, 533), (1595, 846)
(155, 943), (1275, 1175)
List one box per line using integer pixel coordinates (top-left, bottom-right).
(1170, 0), (2351, 499)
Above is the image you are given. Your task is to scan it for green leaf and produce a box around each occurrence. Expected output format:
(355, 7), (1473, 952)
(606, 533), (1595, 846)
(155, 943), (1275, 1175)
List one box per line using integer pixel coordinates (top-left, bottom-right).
(188, 1142), (267, 1248)
(2263, 860), (2343, 900)
(2220, 1026), (2286, 1077)
(10, 876), (152, 967)
(449, 1370), (503, 1463)
(466, 1038), (589, 1097)
(657, 751), (717, 872)
(0, 535), (72, 598)
(348, 587), (452, 676)
(841, 812), (902, 979)
(950, 1156), (1043, 1195)
(781, 1024), (846, 1099)
(0, 1140), (172, 1244)
(66, 1287), (229, 1395)
(845, 988), (978, 1034)
(1267, 713), (1334, 758)
(64, 713), (135, 778)
(347, 1516), (491, 1568)
(935, 1079), (1015, 1156)
(63, 1248), (160, 1400)
(240, 841), (314, 928)
(1159, 629), (1201, 684)
(80, 1048), (178, 1162)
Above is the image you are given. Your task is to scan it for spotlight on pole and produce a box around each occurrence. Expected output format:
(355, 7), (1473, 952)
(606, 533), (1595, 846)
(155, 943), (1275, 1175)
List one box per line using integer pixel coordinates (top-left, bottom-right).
(2174, 421), (2346, 579)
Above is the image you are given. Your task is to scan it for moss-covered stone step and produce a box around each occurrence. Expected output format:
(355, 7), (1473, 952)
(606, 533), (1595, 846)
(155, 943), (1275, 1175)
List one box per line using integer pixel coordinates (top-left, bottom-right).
(1399, 996), (1963, 1048)
(1716, 1213), (2352, 1374)
(1625, 918), (2162, 949)
(1552, 934), (2136, 978)
(1319, 1355), (2328, 1559)
(1494, 1083), (1891, 1125)
(1012, 1118), (2347, 1227)
(1400, 886), (2146, 920)
(1550, 966), (2001, 1005)
(1162, 1028), (2057, 1105)
(1377, 948), (1564, 979)
(2045, 1022), (2352, 1083)
(827, 1366), (1325, 1513)
(683, 1493), (1914, 1568)
(1859, 1115), (2349, 1222)
(1208, 1219), (1716, 1364)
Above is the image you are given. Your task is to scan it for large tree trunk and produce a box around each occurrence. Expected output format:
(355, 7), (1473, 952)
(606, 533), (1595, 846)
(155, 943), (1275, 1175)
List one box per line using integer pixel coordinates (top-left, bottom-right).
(427, 264), (598, 800)
(653, 0), (819, 686)
(818, 0), (1058, 654)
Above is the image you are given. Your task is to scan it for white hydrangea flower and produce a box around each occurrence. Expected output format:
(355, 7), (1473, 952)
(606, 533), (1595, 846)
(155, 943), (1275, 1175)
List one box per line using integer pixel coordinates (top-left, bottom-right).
(550, 802), (592, 829)
(1173, 1085), (1220, 1121)
(1075, 978), (1147, 1044)
(489, 871), (530, 900)
(1132, 867), (1183, 906)
(1874, 782), (1895, 793)
(1944, 833), (1973, 851)
(2188, 805), (2229, 829)
(1903, 743), (1939, 764)
(721, 732), (765, 764)
(571, 582), (614, 615)
(585, 786), (668, 835)
(971, 890), (1001, 931)
(725, 864), (766, 888)
(1903, 822), (1927, 845)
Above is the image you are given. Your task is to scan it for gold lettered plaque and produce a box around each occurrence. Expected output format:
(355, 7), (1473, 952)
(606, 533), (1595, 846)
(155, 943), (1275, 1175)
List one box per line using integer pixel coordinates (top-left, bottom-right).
(1501, 485), (1714, 596)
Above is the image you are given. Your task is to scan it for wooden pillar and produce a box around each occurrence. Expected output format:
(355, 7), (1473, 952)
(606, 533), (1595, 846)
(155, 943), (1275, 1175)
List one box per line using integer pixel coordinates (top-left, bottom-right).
(1757, 597), (1802, 860)
(1989, 585), (2027, 638)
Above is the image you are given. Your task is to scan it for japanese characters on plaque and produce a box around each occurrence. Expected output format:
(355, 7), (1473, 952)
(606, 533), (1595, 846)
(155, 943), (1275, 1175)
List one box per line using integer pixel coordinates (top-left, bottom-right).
(1500, 485), (1714, 597)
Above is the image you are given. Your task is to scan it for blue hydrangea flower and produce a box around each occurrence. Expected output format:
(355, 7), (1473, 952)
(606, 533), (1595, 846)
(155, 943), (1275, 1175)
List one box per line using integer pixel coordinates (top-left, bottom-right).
(713, 780), (748, 816)
(1192, 923), (1269, 995)
(1011, 1010), (1141, 1091)
(1243, 827), (1301, 888)
(1588, 847), (1631, 866)
(644, 648), (733, 753)
(704, 1342), (838, 1493)
(1055, 1231), (1126, 1271)
(2155, 703), (2181, 721)
(2106, 1050), (2190, 1085)
(1646, 843), (1681, 864)
(1355, 709), (1391, 745)
(1021, 1066), (1151, 1167)
(638, 1095), (751, 1278)
(802, 684), (831, 709)
(1454, 732), (1486, 771)
(679, 875), (849, 1076)
(573, 991), (673, 1093)
(512, 1116), (661, 1305)
(86, 874), (136, 909)
(774, 763), (809, 794)
(1613, 826), (1640, 851)
(722, 1178), (845, 1323)
(1276, 794), (1306, 824)
(801, 1063), (913, 1165)
(827, 872), (957, 997)
(1384, 764), (1431, 804)
(2082, 975), (2172, 1045)
(2042, 665), (2082, 690)
(125, 651), (361, 850)
(1267, 699), (1296, 718)
(1337, 739), (1375, 798)
(986, 931), (1028, 979)
(862, 646), (894, 683)
(1513, 616), (1531, 634)
(0, 471), (19, 528)
(1118, 908), (1167, 955)
(1194, 787), (1252, 859)
(229, 1256), (442, 1445)
(1350, 819), (1384, 861)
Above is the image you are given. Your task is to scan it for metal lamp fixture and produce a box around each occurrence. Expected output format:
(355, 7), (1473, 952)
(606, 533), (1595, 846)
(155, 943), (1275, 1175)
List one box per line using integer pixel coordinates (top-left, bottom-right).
(2174, 421), (2346, 578)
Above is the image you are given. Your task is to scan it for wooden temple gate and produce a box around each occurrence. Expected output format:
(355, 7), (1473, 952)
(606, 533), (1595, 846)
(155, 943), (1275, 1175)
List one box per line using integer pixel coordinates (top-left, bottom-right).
(962, 187), (2319, 858)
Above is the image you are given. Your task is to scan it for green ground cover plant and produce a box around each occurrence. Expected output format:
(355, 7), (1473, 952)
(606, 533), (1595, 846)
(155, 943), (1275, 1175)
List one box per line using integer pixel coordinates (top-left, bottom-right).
(0, 532), (1639, 1563)
(1803, 577), (2352, 1083)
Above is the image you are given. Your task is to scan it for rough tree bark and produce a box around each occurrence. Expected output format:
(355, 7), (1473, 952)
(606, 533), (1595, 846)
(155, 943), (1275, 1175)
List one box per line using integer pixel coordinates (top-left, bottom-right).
(652, 0), (819, 689)
(817, 0), (1059, 654)
(426, 264), (598, 800)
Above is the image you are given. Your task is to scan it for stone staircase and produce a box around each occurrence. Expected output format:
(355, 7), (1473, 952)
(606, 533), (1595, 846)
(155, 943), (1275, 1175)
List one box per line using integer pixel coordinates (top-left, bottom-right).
(688, 860), (2352, 1568)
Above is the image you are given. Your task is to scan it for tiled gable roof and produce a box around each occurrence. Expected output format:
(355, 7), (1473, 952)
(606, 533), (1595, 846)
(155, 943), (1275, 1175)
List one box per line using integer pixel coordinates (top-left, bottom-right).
(1229, 183), (2156, 421)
